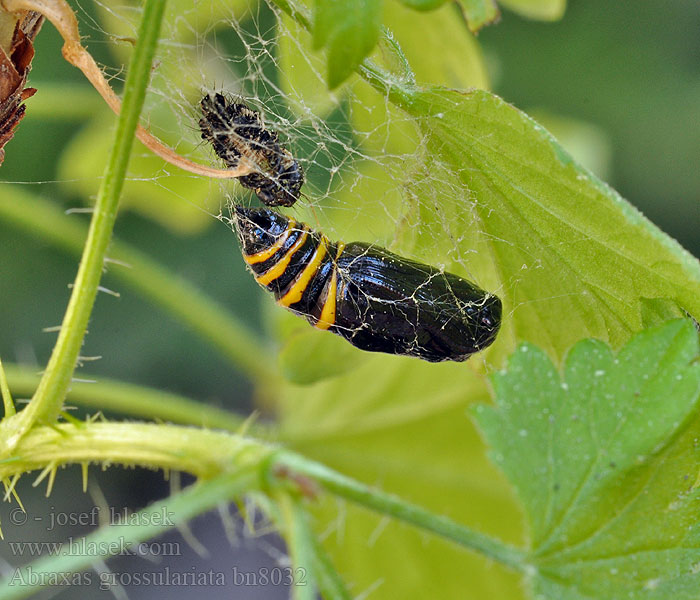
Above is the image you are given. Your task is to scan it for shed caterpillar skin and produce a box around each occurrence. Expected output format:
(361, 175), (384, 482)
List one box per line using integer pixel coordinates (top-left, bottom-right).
(234, 206), (502, 362)
(199, 93), (303, 207)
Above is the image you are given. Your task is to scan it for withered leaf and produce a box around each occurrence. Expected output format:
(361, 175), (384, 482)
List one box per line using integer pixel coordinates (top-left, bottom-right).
(0, 10), (42, 166)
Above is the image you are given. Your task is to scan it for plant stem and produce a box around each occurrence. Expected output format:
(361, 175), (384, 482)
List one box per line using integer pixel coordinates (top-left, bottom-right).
(13, 0), (166, 435)
(0, 358), (15, 417)
(306, 513), (353, 599)
(2, 420), (526, 573)
(4, 363), (257, 433)
(0, 188), (276, 383)
(278, 494), (319, 600)
(275, 452), (527, 572)
(0, 420), (524, 589)
(0, 422), (275, 481)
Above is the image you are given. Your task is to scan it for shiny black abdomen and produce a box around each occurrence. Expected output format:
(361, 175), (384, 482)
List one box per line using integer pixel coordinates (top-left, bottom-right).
(331, 243), (501, 362)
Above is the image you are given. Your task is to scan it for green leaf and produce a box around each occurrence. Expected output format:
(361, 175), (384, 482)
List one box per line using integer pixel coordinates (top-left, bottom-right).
(474, 319), (700, 599)
(640, 297), (688, 328)
(278, 327), (368, 384)
(313, 0), (383, 88)
(269, 7), (700, 598)
(498, 0), (566, 21)
(398, 0), (449, 11)
(276, 353), (526, 599)
(348, 1), (489, 163)
(382, 84), (700, 362)
(281, 0), (489, 123)
(295, 159), (410, 243)
(382, 1), (489, 89)
(457, 0), (500, 32)
(398, 0), (499, 33)
(526, 109), (612, 180)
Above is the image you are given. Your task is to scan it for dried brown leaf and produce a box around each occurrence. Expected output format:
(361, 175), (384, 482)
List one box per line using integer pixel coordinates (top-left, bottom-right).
(0, 9), (42, 165)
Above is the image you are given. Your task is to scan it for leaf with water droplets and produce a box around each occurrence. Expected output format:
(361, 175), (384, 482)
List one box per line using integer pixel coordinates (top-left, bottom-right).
(474, 319), (700, 599)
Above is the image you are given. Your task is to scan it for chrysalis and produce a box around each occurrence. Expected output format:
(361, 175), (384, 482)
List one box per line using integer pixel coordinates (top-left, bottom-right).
(234, 206), (502, 362)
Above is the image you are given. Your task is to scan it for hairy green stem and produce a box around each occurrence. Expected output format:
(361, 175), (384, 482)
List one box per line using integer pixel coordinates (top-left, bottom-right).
(276, 452), (527, 572)
(301, 504), (352, 599)
(0, 422), (273, 480)
(0, 189), (275, 383)
(279, 494), (318, 600)
(0, 358), (15, 417)
(11, 1), (166, 441)
(4, 363), (255, 434)
(2, 420), (526, 572)
(0, 420), (524, 594)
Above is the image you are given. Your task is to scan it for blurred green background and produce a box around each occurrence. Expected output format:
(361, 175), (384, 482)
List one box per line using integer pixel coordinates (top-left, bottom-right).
(0, 0), (698, 597)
